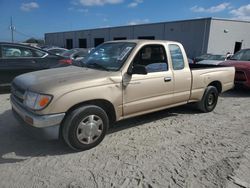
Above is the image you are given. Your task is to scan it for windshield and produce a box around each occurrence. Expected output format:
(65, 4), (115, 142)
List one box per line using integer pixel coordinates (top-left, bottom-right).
(230, 49), (250, 61)
(82, 42), (136, 71)
(207, 55), (226, 61)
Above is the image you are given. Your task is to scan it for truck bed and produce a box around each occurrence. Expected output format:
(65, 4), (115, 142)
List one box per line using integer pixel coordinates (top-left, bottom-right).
(189, 64), (235, 102)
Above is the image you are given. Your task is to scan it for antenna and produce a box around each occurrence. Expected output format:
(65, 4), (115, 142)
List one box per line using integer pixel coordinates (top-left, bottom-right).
(10, 16), (15, 42)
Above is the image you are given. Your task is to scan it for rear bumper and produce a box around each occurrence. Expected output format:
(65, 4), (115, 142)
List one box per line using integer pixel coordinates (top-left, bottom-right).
(11, 96), (65, 139)
(235, 81), (250, 89)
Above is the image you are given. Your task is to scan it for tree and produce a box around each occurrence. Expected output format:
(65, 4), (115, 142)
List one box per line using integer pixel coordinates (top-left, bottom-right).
(24, 38), (44, 44)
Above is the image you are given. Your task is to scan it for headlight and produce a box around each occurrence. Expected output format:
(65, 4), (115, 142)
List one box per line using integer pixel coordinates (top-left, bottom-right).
(24, 91), (52, 110)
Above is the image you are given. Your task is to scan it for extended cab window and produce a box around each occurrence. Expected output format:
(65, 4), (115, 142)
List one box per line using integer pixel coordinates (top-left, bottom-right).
(169, 44), (185, 70)
(133, 45), (168, 73)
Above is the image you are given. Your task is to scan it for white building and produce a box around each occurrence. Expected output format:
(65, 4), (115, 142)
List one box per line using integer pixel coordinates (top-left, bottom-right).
(45, 17), (250, 58)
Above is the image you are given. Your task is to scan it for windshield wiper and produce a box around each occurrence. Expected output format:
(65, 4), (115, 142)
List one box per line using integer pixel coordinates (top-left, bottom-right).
(86, 63), (109, 71)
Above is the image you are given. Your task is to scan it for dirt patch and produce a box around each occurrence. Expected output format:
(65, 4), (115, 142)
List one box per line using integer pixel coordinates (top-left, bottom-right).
(0, 90), (249, 187)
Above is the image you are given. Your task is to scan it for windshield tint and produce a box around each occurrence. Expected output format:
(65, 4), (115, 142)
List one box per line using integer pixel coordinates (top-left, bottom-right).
(230, 49), (250, 61)
(83, 42), (136, 71)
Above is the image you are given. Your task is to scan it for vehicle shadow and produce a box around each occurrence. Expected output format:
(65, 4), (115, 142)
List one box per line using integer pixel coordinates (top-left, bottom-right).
(0, 105), (198, 164)
(221, 88), (250, 98)
(108, 104), (199, 134)
(0, 110), (71, 164)
(0, 87), (11, 94)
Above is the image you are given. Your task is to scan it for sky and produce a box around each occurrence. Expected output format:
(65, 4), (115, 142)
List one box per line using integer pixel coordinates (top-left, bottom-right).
(0, 0), (250, 42)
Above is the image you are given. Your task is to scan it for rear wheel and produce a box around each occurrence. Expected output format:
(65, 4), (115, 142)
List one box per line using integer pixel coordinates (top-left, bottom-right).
(197, 86), (219, 113)
(62, 105), (109, 151)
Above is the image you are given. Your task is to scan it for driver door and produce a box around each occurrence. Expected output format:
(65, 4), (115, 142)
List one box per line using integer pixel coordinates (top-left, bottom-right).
(123, 44), (174, 117)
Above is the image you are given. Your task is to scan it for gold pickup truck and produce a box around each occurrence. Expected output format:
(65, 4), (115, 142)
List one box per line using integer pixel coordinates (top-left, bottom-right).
(11, 40), (235, 150)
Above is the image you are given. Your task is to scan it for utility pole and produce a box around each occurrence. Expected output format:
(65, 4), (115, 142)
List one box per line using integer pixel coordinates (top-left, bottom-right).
(10, 16), (15, 42)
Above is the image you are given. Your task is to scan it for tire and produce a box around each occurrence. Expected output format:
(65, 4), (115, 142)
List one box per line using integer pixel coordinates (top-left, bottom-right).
(62, 105), (109, 151)
(197, 86), (219, 113)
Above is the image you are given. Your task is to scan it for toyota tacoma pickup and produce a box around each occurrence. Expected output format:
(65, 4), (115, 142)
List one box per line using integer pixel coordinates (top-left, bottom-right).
(11, 40), (235, 151)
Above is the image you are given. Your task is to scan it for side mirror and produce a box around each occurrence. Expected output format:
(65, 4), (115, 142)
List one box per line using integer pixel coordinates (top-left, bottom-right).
(128, 65), (147, 75)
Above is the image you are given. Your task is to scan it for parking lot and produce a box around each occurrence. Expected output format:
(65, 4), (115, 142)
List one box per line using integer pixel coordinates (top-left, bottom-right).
(0, 89), (249, 188)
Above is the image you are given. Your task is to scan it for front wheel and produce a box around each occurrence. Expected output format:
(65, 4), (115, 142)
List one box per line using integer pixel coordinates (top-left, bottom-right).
(62, 105), (109, 151)
(197, 86), (219, 113)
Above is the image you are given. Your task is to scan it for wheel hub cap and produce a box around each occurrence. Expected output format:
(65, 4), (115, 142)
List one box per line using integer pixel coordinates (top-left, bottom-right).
(76, 115), (103, 144)
(208, 93), (215, 106)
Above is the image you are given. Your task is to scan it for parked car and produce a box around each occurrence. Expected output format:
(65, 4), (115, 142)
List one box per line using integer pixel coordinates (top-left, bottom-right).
(196, 54), (226, 65)
(0, 42), (72, 88)
(39, 45), (58, 49)
(11, 40), (235, 151)
(220, 49), (250, 89)
(188, 58), (194, 64)
(194, 54), (212, 63)
(61, 48), (90, 61)
(44, 47), (68, 56)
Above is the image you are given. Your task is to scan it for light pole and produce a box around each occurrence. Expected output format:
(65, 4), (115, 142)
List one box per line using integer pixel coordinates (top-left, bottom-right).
(10, 16), (15, 42)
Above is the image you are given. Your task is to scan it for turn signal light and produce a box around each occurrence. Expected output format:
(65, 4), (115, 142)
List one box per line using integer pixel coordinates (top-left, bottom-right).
(38, 96), (50, 108)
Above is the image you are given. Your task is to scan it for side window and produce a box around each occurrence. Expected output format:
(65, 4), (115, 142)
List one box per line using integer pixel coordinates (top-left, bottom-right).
(2, 46), (22, 58)
(169, 44), (185, 70)
(2, 46), (34, 58)
(241, 50), (250, 61)
(133, 45), (168, 73)
(34, 50), (46, 57)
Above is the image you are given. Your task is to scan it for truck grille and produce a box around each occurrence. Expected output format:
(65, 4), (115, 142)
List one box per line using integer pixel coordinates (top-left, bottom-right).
(11, 83), (26, 103)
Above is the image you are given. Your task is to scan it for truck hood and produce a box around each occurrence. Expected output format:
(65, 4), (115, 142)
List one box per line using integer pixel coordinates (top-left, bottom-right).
(13, 66), (121, 94)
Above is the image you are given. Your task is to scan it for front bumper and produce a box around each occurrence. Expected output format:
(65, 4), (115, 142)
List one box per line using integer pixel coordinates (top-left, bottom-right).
(11, 96), (65, 128)
(11, 96), (65, 139)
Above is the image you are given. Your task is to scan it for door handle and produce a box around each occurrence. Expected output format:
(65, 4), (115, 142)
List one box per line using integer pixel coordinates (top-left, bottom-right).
(164, 77), (172, 82)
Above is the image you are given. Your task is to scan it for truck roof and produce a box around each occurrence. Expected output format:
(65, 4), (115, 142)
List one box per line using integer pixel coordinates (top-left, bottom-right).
(105, 39), (177, 44)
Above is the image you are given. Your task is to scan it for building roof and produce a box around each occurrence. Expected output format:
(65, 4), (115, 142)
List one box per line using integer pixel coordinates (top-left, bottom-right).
(105, 39), (176, 44)
(45, 17), (250, 35)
